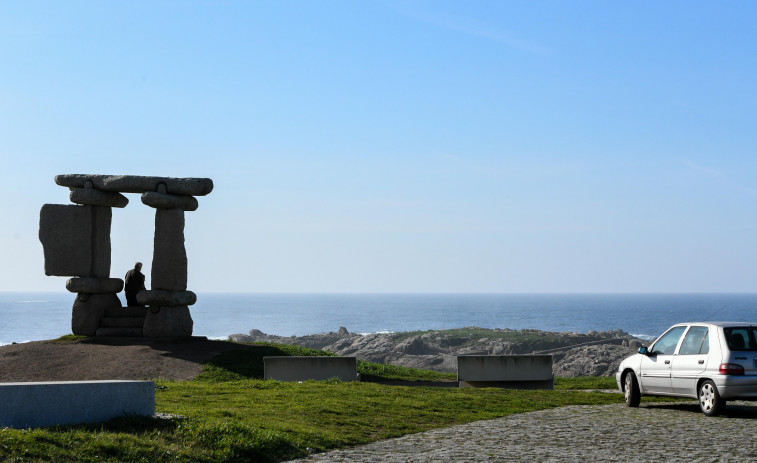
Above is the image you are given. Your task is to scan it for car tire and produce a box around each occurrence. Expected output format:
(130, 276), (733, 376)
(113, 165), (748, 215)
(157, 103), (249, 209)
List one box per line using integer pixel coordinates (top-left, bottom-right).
(698, 380), (726, 416)
(624, 371), (641, 407)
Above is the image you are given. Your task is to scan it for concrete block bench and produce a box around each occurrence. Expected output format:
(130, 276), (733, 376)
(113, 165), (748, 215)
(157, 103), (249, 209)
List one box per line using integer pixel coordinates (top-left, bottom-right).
(457, 355), (554, 389)
(264, 356), (358, 382)
(0, 380), (155, 428)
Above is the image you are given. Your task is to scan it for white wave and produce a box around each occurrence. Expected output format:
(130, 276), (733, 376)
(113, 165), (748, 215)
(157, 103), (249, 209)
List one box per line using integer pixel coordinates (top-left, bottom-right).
(0, 340), (32, 346)
(631, 333), (656, 341)
(358, 330), (395, 336)
(205, 335), (229, 341)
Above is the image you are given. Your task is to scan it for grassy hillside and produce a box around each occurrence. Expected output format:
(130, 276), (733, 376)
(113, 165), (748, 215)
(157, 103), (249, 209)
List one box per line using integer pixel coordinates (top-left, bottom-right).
(0, 342), (621, 462)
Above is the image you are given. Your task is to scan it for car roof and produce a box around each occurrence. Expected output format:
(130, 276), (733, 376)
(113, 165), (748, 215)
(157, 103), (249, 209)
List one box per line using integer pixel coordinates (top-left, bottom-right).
(672, 321), (757, 328)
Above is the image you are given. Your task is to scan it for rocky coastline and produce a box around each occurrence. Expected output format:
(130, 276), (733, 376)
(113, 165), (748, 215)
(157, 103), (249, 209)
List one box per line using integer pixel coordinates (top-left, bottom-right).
(229, 327), (648, 377)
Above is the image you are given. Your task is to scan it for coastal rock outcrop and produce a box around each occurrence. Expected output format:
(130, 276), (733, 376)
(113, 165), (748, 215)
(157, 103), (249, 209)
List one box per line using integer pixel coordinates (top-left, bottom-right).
(230, 327), (646, 377)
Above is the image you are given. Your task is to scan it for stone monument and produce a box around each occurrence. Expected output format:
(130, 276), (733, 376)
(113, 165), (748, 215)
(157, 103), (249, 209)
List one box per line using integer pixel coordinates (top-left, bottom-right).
(39, 174), (213, 338)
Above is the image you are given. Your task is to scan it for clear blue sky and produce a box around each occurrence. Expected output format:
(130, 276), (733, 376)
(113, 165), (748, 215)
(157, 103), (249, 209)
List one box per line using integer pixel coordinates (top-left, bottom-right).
(1, 1), (755, 293)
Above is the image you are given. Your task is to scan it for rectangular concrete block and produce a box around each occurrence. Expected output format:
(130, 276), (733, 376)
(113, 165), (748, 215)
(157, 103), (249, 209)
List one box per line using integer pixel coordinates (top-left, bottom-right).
(39, 204), (91, 277)
(457, 355), (554, 389)
(264, 356), (357, 382)
(0, 380), (155, 428)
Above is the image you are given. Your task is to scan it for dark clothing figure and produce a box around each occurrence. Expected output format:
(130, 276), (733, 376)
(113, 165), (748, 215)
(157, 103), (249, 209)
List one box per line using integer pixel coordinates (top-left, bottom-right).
(124, 267), (146, 307)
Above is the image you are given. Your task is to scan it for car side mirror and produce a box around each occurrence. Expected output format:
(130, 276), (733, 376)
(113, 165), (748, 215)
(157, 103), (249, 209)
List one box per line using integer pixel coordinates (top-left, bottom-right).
(638, 346), (648, 355)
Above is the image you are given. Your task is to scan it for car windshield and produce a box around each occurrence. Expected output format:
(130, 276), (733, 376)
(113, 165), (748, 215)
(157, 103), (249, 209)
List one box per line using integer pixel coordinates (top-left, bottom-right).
(724, 327), (757, 351)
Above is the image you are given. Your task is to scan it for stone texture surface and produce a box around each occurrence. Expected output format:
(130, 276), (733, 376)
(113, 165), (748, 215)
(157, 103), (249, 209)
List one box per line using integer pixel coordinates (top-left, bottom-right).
(66, 277), (124, 294)
(69, 188), (128, 208)
(55, 174), (213, 196)
(39, 204), (91, 277)
(150, 208), (188, 291)
(90, 205), (112, 278)
(142, 306), (193, 338)
(72, 293), (122, 336)
(137, 290), (196, 307)
(141, 191), (198, 211)
(290, 402), (757, 462)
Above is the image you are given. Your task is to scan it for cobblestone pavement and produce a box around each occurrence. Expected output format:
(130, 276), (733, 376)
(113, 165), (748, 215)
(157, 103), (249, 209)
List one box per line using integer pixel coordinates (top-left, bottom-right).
(289, 401), (757, 462)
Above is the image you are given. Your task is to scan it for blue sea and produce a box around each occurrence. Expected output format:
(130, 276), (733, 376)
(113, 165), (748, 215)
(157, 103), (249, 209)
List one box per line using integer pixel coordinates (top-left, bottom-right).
(2, 292), (757, 346)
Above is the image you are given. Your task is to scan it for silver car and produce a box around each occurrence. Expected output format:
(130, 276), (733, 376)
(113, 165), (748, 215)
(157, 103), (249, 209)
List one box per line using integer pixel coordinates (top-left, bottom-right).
(616, 321), (757, 416)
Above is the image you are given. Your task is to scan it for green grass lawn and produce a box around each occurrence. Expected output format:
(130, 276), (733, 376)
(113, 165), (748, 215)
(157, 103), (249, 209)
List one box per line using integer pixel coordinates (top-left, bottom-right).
(0, 342), (624, 463)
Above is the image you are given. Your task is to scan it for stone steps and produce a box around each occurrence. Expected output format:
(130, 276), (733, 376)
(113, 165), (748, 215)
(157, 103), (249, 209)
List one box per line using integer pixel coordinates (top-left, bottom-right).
(96, 327), (143, 337)
(98, 305), (147, 337)
(100, 317), (144, 328)
(104, 306), (147, 317)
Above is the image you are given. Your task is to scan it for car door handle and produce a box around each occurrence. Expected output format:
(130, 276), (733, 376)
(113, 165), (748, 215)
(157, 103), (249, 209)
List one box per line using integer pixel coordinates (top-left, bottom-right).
(698, 360), (705, 364)
(665, 360), (670, 364)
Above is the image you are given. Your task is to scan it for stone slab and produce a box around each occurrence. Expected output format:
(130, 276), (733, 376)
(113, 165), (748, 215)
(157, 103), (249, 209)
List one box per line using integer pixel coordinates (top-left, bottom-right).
(0, 380), (154, 428)
(39, 204), (91, 277)
(150, 208), (187, 291)
(90, 205), (112, 278)
(55, 174), (213, 196)
(66, 277), (124, 294)
(142, 305), (193, 337)
(70, 188), (128, 208)
(137, 290), (196, 307)
(264, 356), (358, 382)
(457, 355), (553, 389)
(141, 192), (198, 211)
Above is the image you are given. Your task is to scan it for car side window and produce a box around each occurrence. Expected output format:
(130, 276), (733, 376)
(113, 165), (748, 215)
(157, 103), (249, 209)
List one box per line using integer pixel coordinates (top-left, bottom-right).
(678, 326), (708, 355)
(650, 326), (687, 355)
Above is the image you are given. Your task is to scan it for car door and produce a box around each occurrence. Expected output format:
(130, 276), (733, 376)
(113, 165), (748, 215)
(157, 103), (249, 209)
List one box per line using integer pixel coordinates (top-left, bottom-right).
(671, 325), (710, 396)
(639, 325), (687, 394)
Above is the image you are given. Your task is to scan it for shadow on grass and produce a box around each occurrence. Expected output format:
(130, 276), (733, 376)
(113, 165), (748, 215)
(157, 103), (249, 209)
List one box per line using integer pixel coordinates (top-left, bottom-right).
(198, 343), (335, 381)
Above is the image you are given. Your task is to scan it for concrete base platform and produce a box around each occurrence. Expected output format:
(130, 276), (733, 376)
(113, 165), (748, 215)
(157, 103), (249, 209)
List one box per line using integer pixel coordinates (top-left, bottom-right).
(264, 356), (358, 382)
(0, 380), (155, 428)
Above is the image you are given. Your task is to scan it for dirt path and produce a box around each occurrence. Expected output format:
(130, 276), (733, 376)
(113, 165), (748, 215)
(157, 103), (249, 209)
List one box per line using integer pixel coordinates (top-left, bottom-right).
(0, 337), (247, 382)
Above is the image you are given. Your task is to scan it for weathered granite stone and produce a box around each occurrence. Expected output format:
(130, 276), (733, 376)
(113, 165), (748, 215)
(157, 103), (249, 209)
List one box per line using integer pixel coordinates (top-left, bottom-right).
(141, 192), (198, 211)
(66, 277), (124, 294)
(137, 290), (196, 307)
(142, 306), (193, 338)
(150, 208), (187, 291)
(55, 174), (213, 196)
(69, 188), (128, 208)
(39, 204), (91, 277)
(90, 205), (112, 278)
(72, 293), (121, 336)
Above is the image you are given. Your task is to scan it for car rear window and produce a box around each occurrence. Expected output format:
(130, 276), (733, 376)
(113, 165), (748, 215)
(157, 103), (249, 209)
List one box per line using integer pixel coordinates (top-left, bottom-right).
(724, 327), (757, 351)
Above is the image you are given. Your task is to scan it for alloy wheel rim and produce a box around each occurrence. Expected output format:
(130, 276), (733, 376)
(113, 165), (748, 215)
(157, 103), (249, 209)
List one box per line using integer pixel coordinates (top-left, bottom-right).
(624, 375), (632, 402)
(700, 384), (714, 411)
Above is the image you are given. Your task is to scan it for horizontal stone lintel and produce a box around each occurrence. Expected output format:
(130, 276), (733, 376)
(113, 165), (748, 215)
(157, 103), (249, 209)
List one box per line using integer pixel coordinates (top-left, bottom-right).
(55, 174), (213, 196)
(70, 188), (129, 208)
(137, 290), (196, 307)
(66, 277), (124, 294)
(141, 192), (198, 211)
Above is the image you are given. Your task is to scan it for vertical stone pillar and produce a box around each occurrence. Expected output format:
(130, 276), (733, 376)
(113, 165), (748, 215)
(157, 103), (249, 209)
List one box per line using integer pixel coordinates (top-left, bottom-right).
(151, 208), (187, 291)
(139, 188), (199, 338)
(66, 186), (129, 335)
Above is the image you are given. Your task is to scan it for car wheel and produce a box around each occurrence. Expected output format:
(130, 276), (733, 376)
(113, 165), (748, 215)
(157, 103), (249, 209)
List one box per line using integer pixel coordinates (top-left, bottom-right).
(624, 371), (641, 407)
(698, 380), (725, 416)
